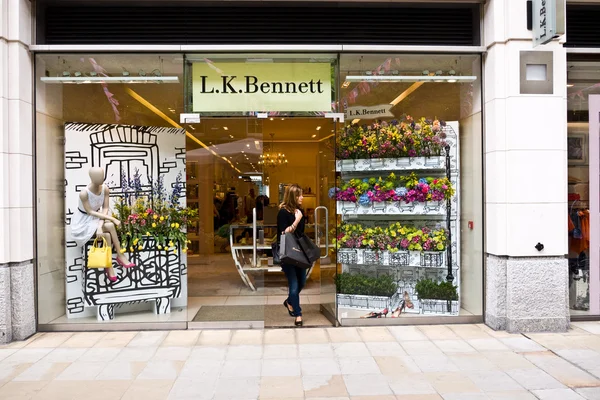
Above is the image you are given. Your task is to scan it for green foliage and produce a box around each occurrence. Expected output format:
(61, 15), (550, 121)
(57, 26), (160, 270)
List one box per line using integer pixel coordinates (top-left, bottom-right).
(415, 279), (458, 301)
(335, 273), (397, 297)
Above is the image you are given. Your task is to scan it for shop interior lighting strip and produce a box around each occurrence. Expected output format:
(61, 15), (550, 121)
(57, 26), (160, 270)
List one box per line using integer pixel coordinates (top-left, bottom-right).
(40, 76), (180, 84)
(345, 75), (477, 83)
(125, 87), (241, 174)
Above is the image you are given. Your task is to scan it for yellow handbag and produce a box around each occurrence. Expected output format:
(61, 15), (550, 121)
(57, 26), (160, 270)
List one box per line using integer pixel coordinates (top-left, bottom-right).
(87, 237), (113, 268)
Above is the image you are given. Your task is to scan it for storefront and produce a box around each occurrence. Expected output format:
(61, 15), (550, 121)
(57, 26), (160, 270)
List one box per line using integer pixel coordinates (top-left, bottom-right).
(29, 0), (486, 331)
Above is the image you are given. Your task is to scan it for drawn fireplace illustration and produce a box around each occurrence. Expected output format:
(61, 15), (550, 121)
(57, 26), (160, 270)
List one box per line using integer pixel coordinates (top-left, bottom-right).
(64, 123), (187, 321)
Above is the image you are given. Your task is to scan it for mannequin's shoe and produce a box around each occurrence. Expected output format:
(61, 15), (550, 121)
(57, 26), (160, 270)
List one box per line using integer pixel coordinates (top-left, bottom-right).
(116, 257), (135, 268)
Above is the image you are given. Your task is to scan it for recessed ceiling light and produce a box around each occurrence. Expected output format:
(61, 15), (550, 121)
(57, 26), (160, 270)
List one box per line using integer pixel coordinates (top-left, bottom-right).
(316, 126), (322, 130)
(241, 151), (245, 153)
(223, 127), (228, 130)
(567, 84), (574, 88)
(229, 135), (234, 139)
(246, 144), (250, 148)
(269, 117), (274, 121)
(312, 134), (317, 138)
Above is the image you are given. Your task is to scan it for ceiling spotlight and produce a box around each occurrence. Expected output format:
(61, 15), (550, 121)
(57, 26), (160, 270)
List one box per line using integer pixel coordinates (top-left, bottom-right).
(312, 134), (317, 138)
(229, 134), (234, 139)
(223, 127), (228, 130)
(269, 117), (274, 121)
(316, 126), (322, 131)
(246, 144), (250, 148)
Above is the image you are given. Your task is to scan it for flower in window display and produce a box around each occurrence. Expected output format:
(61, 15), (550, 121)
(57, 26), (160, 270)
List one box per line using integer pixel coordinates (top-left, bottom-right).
(328, 187), (340, 199)
(358, 193), (372, 206)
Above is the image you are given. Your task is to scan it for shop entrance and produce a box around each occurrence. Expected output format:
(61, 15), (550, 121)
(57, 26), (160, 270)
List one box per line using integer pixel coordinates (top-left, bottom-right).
(185, 116), (338, 328)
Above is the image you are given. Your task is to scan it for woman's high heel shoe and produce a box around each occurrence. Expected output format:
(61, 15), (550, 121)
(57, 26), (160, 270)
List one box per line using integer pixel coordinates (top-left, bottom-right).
(116, 257), (135, 268)
(361, 308), (389, 319)
(283, 300), (295, 317)
(391, 301), (406, 318)
(404, 291), (414, 309)
(295, 317), (303, 327)
(105, 270), (118, 283)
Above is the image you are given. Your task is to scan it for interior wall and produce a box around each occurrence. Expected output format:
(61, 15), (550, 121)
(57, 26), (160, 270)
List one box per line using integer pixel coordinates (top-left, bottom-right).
(35, 58), (65, 324)
(265, 142), (319, 201)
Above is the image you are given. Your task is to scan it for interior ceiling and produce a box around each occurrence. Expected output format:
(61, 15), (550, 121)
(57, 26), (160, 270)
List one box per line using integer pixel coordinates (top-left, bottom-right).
(567, 61), (600, 112)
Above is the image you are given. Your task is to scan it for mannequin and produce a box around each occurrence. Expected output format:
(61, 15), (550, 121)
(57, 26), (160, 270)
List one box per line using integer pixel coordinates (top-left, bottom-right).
(71, 167), (135, 282)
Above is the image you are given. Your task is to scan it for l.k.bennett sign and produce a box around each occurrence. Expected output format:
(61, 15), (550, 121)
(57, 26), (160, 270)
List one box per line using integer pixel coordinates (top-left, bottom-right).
(192, 62), (332, 112)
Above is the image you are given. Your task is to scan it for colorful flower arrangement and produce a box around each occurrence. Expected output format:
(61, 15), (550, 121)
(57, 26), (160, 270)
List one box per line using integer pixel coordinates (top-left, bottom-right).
(113, 168), (198, 255)
(333, 222), (447, 252)
(331, 172), (454, 205)
(336, 116), (447, 160)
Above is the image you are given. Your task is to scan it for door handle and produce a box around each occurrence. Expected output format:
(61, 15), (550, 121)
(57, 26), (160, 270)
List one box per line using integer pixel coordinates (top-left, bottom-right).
(315, 206), (330, 264)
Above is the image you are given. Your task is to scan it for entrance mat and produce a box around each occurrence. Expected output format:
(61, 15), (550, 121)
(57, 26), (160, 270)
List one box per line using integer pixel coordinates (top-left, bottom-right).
(192, 305), (333, 327)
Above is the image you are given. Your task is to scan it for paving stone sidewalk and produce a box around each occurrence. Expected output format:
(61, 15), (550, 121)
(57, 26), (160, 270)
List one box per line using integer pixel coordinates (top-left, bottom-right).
(1, 322), (600, 399)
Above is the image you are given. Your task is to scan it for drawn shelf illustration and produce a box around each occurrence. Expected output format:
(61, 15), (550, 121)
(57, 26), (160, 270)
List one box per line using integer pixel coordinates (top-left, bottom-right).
(333, 118), (461, 316)
(64, 123), (189, 321)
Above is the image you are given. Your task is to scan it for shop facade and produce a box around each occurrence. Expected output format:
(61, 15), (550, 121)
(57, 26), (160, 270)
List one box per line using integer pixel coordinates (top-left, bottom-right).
(0, 0), (594, 342)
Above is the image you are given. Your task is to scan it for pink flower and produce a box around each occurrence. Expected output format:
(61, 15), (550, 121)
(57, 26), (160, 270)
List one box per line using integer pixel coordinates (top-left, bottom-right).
(400, 239), (409, 248)
(140, 220), (147, 226)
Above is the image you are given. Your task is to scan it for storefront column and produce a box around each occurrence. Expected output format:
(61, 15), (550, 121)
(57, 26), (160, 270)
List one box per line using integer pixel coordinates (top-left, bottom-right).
(483, 0), (569, 332)
(0, 0), (35, 343)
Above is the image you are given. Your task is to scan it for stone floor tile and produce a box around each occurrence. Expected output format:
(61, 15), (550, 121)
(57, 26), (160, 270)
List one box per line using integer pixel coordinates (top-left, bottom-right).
(343, 374), (393, 396)
(0, 381), (48, 400)
(467, 339), (510, 352)
(506, 368), (566, 390)
(532, 388), (586, 400)
(78, 347), (122, 363)
(527, 334), (586, 351)
(262, 358), (301, 376)
(221, 359), (262, 378)
(95, 361), (146, 380)
(197, 330), (232, 346)
(476, 324), (516, 339)
(60, 332), (108, 348)
(339, 356), (381, 375)
(178, 359), (223, 380)
(579, 336), (600, 352)
(413, 354), (459, 372)
(161, 331), (200, 347)
(122, 379), (174, 400)
(127, 331), (168, 348)
(441, 394), (490, 400)
(303, 375), (349, 398)
(226, 344), (263, 360)
(499, 337), (546, 352)
(13, 362), (70, 381)
(449, 325), (493, 340)
(299, 343), (334, 358)
(556, 349), (600, 371)
(264, 329), (296, 345)
(230, 329), (263, 345)
(358, 327), (396, 342)
(301, 357), (342, 376)
(152, 346), (192, 361)
(168, 377), (215, 400)
(262, 344), (297, 359)
(41, 348), (87, 363)
(401, 340), (444, 356)
(374, 356), (421, 376)
(571, 322), (600, 335)
(214, 376), (260, 399)
(327, 327), (362, 343)
(418, 325), (460, 341)
(366, 342), (407, 357)
(350, 396), (397, 400)
(0, 363), (34, 384)
(334, 342), (371, 357)
(93, 331), (138, 348)
(260, 376), (304, 399)
(2, 348), (53, 364)
(297, 328), (330, 344)
(424, 372), (481, 394)
(0, 335), (41, 350)
(465, 370), (524, 392)
(387, 373), (437, 396)
(562, 326), (592, 336)
(447, 354), (498, 371)
(55, 361), (107, 381)
(482, 351), (536, 370)
(33, 380), (132, 400)
(576, 387), (600, 400)
(396, 395), (443, 400)
(25, 333), (73, 348)
(137, 360), (185, 380)
(189, 346), (227, 361)
(114, 347), (157, 362)
(525, 352), (600, 388)
(387, 326), (428, 341)
(487, 391), (538, 400)
(433, 340), (476, 353)
(0, 349), (17, 362)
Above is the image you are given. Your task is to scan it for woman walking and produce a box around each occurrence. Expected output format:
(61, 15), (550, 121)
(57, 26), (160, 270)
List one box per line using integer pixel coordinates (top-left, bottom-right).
(277, 184), (306, 326)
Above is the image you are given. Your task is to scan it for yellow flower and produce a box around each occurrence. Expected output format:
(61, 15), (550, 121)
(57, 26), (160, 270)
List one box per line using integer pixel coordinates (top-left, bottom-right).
(153, 215), (158, 220)
(182, 248), (187, 253)
(152, 223), (157, 228)
(169, 241), (174, 247)
(146, 231), (151, 236)
(171, 223), (175, 228)
(138, 246), (143, 250)
(159, 216), (165, 222)
(129, 247), (134, 252)
(133, 238), (139, 245)
(172, 249), (177, 254)
(175, 223), (180, 229)
(120, 248), (126, 254)
(158, 245), (163, 250)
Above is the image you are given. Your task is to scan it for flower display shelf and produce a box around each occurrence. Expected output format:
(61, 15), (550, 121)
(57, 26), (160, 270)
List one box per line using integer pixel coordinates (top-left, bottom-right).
(419, 299), (459, 315)
(336, 156), (445, 172)
(338, 250), (446, 269)
(337, 292), (401, 310)
(337, 201), (447, 216)
(82, 238), (183, 321)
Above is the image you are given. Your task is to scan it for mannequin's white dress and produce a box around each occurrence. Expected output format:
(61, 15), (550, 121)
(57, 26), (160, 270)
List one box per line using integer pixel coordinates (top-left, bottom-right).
(71, 186), (105, 247)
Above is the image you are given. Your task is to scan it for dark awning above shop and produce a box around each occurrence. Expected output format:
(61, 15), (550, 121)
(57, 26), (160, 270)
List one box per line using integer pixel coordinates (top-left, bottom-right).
(566, 4), (600, 48)
(36, 1), (480, 46)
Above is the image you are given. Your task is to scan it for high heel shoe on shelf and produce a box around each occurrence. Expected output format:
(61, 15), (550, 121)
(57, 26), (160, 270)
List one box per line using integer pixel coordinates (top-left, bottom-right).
(404, 291), (414, 309)
(391, 301), (406, 318)
(361, 308), (389, 318)
(105, 270), (118, 283)
(116, 257), (136, 268)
